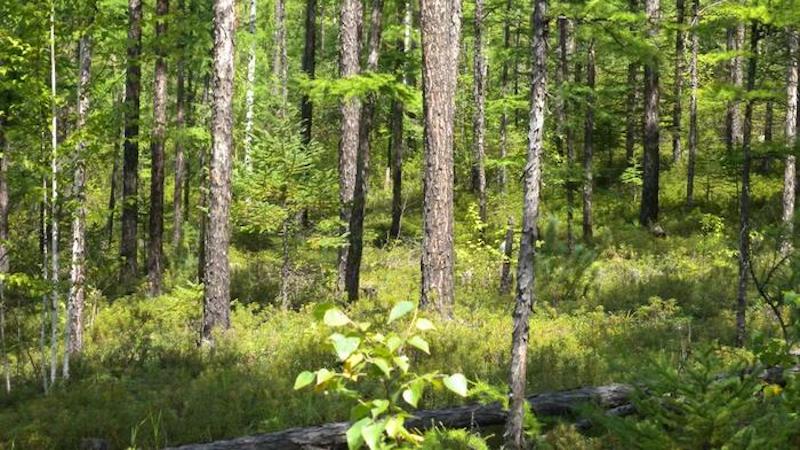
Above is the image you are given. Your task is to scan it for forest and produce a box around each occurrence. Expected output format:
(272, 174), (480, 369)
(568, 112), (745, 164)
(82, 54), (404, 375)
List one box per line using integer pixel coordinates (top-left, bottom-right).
(1, 0), (800, 448)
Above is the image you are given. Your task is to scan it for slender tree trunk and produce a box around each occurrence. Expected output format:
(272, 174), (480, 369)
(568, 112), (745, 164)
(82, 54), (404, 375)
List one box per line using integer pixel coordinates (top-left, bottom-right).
(499, 217), (514, 295)
(301, 0), (317, 145)
(686, 0), (699, 206)
(346, 0), (384, 301)
(726, 24), (745, 154)
(625, 0), (639, 164)
(471, 0), (487, 222)
(505, 0), (546, 447)
(273, 0), (288, 107)
(107, 130), (121, 247)
(147, 0), (169, 296)
(244, 0), (257, 167)
(40, 175), (49, 394)
(48, 4), (60, 385)
(557, 17), (576, 253)
(336, 0), (363, 294)
(782, 29), (798, 255)
(389, 0), (413, 240)
(0, 121), (10, 392)
(419, 0), (461, 316)
(173, 0), (187, 257)
(672, 0), (685, 163)
(64, 26), (93, 378)
(639, 0), (660, 227)
(583, 40), (595, 243)
(202, 0), (236, 343)
(736, 22), (759, 348)
(120, 0), (143, 290)
(497, 0), (512, 191)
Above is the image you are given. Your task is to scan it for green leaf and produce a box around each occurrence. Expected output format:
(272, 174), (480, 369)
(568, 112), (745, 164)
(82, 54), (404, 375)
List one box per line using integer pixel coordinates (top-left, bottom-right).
(443, 373), (469, 397)
(324, 308), (352, 327)
(316, 368), (334, 385)
(331, 334), (361, 361)
(393, 355), (410, 373)
(371, 357), (392, 377)
(350, 402), (371, 421)
(402, 380), (424, 407)
(415, 318), (435, 331)
(293, 371), (315, 390)
(387, 301), (415, 323)
(370, 399), (390, 417)
(347, 417), (371, 450)
(362, 420), (385, 450)
(385, 416), (404, 438)
(386, 335), (403, 353)
(407, 335), (430, 354)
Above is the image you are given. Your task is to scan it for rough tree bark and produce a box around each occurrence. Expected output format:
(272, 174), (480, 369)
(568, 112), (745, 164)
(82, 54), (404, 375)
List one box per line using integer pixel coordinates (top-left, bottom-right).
(243, 0), (257, 167)
(336, 0), (363, 295)
(202, 0), (236, 343)
(346, 0), (384, 301)
(639, 0), (660, 227)
(419, 0), (461, 316)
(672, 0), (685, 163)
(686, 0), (699, 206)
(737, 22), (759, 348)
(148, 0), (169, 296)
(471, 0), (487, 223)
(120, 0), (143, 290)
(782, 29), (798, 255)
(64, 20), (93, 379)
(173, 0), (188, 256)
(506, 0), (546, 447)
(583, 39), (595, 243)
(301, 0), (317, 145)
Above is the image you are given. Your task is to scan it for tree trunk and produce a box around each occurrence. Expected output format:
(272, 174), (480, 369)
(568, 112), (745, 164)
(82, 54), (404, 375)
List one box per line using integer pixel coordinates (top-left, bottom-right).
(583, 39), (595, 243)
(737, 22), (759, 348)
(64, 27), (93, 379)
(419, 0), (461, 316)
(301, 0), (317, 146)
(726, 24), (745, 154)
(48, 4), (60, 385)
(40, 173), (49, 394)
(148, 0), (169, 296)
(243, 0), (257, 167)
(346, 0), (384, 301)
(120, 0), (143, 291)
(557, 17), (576, 253)
(686, 0), (698, 206)
(336, 0), (363, 295)
(506, 0), (546, 446)
(107, 128), (121, 248)
(471, 0), (487, 223)
(499, 217), (514, 295)
(202, 0), (236, 343)
(497, 0), (512, 191)
(672, 0), (685, 163)
(273, 0), (288, 107)
(0, 121), (10, 392)
(639, 0), (660, 227)
(173, 0), (188, 257)
(782, 29), (798, 256)
(389, 0), (413, 240)
(625, 0), (639, 165)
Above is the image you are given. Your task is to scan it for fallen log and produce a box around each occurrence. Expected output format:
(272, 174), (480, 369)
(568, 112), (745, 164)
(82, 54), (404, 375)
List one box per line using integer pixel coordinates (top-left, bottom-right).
(165, 384), (633, 450)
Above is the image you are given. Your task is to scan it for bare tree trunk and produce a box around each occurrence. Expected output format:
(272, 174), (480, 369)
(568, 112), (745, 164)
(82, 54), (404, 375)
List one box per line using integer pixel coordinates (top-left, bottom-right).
(625, 0), (639, 165)
(64, 24), (93, 379)
(499, 217), (514, 295)
(243, 0), (257, 167)
(346, 0), (384, 301)
(782, 29), (798, 255)
(497, 0), (512, 191)
(48, 4), (60, 385)
(505, 0), (546, 446)
(202, 0), (236, 343)
(40, 175), (49, 394)
(686, 0), (699, 206)
(301, 0), (317, 145)
(273, 0), (288, 107)
(419, 0), (461, 316)
(726, 24), (745, 154)
(0, 121), (10, 392)
(639, 0), (660, 227)
(672, 0), (685, 163)
(173, 0), (187, 257)
(120, 0), (143, 291)
(389, 0), (413, 240)
(737, 22), (759, 348)
(107, 128), (121, 247)
(471, 0), (487, 223)
(557, 17), (576, 253)
(336, 0), (363, 295)
(148, 0), (169, 296)
(583, 39), (595, 243)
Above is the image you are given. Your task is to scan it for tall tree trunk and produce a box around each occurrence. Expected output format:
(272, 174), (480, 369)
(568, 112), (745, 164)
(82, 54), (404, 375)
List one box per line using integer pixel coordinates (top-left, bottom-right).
(471, 0), (487, 222)
(625, 0), (639, 164)
(273, 0), (288, 107)
(686, 0), (699, 206)
(557, 17), (576, 253)
(40, 175), (49, 394)
(639, 0), (660, 227)
(419, 0), (461, 316)
(497, 0), (512, 191)
(64, 26), (93, 379)
(782, 29), (798, 255)
(583, 39), (595, 243)
(0, 121), (10, 392)
(107, 130), (121, 247)
(736, 22), (759, 348)
(173, 0), (188, 257)
(48, 4), (60, 385)
(505, 0), (546, 447)
(499, 217), (514, 295)
(202, 0), (236, 343)
(244, 0), (257, 166)
(120, 0), (143, 290)
(726, 24), (745, 154)
(345, 0), (384, 301)
(671, 0), (685, 163)
(336, 0), (363, 295)
(148, 0), (169, 296)
(301, 0), (317, 145)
